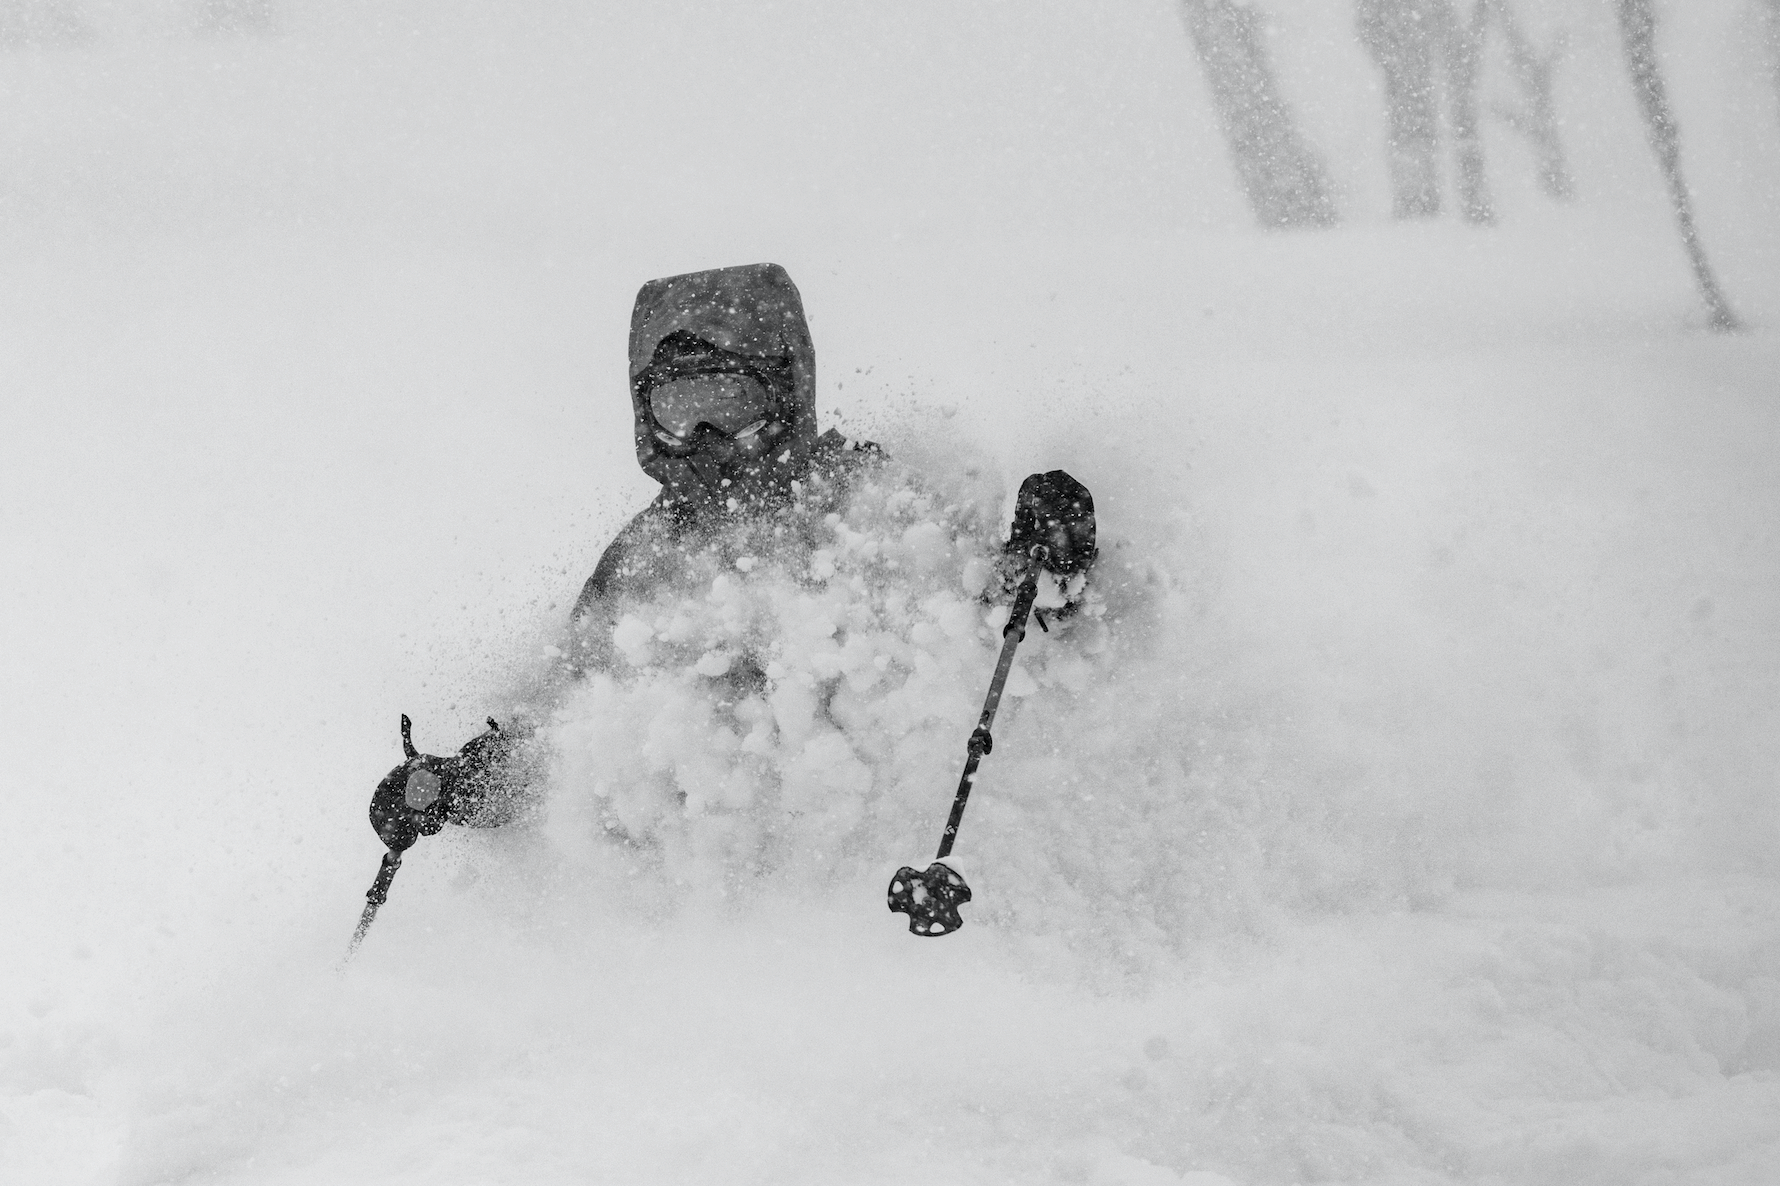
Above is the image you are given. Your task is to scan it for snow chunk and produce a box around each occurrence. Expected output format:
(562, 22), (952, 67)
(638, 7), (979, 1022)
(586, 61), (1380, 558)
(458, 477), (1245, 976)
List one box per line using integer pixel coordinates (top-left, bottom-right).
(900, 521), (950, 573)
(959, 555), (994, 598)
(611, 614), (653, 667)
(548, 449), (1117, 907)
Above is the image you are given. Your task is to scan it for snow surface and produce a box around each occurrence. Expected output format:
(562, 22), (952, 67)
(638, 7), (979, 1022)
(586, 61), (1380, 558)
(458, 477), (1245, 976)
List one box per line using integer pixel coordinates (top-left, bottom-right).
(3, 2), (1779, 1183)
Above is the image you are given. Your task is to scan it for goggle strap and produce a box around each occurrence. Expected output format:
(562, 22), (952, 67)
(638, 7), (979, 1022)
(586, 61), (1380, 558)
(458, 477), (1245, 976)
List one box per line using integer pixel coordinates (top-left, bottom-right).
(634, 336), (794, 402)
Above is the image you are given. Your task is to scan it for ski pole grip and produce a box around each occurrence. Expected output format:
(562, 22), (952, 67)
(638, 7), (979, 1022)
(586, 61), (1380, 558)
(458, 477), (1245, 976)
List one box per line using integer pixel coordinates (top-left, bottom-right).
(1009, 470), (1097, 576)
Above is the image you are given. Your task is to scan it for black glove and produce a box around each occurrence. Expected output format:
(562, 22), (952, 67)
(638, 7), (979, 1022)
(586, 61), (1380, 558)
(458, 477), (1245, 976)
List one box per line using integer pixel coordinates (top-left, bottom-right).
(368, 715), (509, 852)
(1008, 469), (1097, 577)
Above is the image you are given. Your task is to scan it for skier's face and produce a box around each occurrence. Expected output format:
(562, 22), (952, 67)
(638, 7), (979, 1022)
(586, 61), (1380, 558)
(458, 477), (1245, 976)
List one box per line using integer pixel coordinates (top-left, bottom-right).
(667, 433), (794, 509)
(648, 374), (789, 467)
(647, 371), (796, 504)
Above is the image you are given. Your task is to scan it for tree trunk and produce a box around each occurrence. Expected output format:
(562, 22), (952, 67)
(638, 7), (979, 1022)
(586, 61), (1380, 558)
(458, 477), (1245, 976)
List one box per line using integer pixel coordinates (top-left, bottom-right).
(1615, 0), (1741, 331)
(1445, 1), (1494, 224)
(1357, 0), (1447, 219)
(1487, 0), (1574, 201)
(1765, 0), (1780, 133)
(1181, 0), (1339, 229)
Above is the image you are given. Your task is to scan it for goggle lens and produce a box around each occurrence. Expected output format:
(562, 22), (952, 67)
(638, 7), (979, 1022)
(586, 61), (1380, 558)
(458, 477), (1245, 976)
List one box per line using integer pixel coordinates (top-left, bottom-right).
(650, 373), (775, 440)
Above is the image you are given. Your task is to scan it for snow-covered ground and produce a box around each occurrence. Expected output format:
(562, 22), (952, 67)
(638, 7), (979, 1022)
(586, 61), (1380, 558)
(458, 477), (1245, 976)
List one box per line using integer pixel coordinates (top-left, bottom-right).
(3, 2), (1778, 1182)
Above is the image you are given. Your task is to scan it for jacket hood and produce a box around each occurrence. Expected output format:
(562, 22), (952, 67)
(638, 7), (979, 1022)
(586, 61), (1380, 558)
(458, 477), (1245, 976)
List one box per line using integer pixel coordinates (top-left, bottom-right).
(627, 263), (818, 493)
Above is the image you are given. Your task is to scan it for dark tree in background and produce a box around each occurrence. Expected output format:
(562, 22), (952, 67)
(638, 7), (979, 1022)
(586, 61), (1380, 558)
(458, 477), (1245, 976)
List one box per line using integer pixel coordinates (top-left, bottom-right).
(1356, 0), (1494, 224)
(1181, 0), (1340, 228)
(1444, 1), (1493, 223)
(1487, 0), (1574, 200)
(1357, 0), (1446, 219)
(1765, 0), (1780, 132)
(1615, 0), (1741, 331)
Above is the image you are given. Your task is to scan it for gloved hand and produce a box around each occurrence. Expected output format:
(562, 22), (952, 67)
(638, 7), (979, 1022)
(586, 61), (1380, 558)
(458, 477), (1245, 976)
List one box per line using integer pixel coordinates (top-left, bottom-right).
(1007, 469), (1097, 577)
(367, 715), (508, 852)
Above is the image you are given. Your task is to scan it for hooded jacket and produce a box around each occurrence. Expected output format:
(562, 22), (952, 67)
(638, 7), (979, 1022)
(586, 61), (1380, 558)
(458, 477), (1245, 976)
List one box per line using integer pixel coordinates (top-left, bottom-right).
(628, 262), (820, 493)
(572, 263), (877, 625)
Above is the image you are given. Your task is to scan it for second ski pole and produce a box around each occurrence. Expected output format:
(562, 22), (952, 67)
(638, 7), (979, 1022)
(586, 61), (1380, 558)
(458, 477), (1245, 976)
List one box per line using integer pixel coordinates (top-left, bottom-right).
(886, 565), (1040, 937)
(886, 469), (1097, 938)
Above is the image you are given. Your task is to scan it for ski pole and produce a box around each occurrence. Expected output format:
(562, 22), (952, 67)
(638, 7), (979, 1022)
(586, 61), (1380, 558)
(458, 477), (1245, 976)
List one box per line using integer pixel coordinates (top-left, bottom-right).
(887, 563), (1042, 937)
(342, 712), (507, 966)
(940, 567), (1040, 859)
(342, 849), (402, 965)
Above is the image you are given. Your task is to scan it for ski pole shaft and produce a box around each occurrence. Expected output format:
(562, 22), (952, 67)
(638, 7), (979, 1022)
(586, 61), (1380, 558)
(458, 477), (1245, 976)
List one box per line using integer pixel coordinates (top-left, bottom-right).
(936, 569), (1040, 859)
(343, 849), (402, 965)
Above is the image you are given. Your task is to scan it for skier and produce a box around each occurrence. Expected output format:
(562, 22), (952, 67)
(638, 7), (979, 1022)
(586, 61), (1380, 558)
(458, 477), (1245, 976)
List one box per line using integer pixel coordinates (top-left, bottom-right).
(365, 262), (1097, 857)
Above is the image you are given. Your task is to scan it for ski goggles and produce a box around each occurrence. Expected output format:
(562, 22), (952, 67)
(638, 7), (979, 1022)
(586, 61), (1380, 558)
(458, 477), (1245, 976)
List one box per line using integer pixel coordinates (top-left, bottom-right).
(636, 336), (795, 457)
(648, 372), (776, 445)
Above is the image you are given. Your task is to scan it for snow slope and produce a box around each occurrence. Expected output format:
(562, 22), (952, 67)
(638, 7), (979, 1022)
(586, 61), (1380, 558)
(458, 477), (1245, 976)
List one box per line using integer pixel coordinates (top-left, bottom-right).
(3, 2), (1778, 1183)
